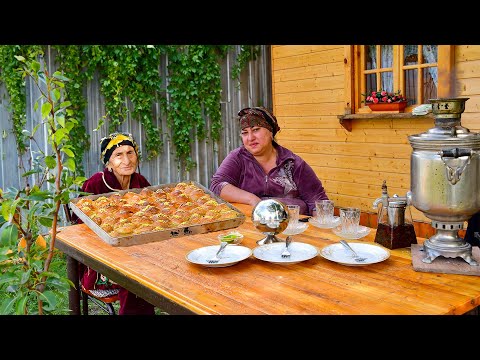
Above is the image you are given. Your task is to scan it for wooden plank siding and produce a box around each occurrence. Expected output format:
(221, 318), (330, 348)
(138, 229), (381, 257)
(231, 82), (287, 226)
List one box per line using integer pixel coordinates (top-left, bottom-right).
(271, 45), (480, 238)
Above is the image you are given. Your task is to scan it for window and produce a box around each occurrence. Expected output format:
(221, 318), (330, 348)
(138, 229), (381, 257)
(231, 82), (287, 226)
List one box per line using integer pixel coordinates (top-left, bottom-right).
(353, 45), (452, 113)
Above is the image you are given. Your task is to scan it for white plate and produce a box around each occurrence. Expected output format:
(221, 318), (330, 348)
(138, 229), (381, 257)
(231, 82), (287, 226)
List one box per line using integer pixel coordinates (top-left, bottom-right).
(308, 216), (341, 229)
(320, 242), (390, 266)
(186, 245), (252, 268)
(332, 225), (371, 240)
(253, 242), (319, 265)
(282, 222), (309, 235)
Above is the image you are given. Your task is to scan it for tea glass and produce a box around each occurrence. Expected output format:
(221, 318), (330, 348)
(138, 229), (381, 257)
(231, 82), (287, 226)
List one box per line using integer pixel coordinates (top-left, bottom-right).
(315, 200), (334, 224)
(339, 207), (360, 234)
(286, 204), (300, 226)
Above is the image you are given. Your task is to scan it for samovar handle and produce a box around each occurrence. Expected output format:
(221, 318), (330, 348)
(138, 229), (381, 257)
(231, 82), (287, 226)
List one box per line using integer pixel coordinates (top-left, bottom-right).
(439, 148), (473, 185)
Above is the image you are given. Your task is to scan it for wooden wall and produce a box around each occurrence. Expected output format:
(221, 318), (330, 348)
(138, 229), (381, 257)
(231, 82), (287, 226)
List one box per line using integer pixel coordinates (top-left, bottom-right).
(271, 45), (480, 237)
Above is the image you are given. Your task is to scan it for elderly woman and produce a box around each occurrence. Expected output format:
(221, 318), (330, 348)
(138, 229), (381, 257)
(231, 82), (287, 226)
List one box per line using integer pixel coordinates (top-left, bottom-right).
(210, 107), (329, 215)
(76, 132), (155, 315)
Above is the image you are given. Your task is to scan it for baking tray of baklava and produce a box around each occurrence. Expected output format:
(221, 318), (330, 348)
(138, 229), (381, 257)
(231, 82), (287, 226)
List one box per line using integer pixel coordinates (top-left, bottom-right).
(69, 181), (246, 247)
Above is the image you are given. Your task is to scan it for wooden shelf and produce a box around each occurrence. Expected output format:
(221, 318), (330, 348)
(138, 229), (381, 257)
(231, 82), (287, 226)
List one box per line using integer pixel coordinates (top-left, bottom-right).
(338, 113), (434, 131)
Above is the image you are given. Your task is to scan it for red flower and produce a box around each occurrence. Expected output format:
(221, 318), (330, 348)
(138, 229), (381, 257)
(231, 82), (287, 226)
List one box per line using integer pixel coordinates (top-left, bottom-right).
(362, 89), (406, 104)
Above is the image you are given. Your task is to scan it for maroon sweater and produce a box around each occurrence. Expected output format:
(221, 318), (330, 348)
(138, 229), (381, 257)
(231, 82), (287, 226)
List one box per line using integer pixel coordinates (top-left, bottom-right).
(82, 168), (151, 195)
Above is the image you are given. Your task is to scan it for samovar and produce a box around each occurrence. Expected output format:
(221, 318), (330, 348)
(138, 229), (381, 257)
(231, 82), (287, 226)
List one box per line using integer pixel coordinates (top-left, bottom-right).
(408, 98), (480, 265)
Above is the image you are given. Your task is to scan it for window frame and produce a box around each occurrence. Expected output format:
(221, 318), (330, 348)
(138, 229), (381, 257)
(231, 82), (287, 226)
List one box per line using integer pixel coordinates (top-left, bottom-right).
(347, 45), (453, 114)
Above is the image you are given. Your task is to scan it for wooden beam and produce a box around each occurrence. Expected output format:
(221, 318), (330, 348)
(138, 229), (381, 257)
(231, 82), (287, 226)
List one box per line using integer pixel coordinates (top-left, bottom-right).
(438, 45), (455, 98)
(344, 46), (354, 115)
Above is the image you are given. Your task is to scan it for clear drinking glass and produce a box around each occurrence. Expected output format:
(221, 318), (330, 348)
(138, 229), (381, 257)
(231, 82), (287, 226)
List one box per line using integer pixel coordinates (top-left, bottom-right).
(286, 204), (300, 226)
(315, 200), (334, 224)
(339, 207), (360, 234)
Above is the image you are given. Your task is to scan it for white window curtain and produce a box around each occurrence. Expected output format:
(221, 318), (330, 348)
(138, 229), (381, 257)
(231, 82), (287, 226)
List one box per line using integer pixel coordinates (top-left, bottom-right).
(423, 45), (438, 86)
(381, 45), (393, 92)
(367, 45), (393, 91)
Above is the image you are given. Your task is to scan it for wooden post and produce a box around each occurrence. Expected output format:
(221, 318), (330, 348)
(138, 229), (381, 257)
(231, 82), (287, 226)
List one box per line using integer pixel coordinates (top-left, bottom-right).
(66, 255), (81, 315)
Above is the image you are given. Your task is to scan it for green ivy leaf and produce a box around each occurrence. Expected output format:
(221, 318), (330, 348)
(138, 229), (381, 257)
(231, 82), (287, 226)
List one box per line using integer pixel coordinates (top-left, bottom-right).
(54, 127), (68, 144)
(0, 271), (17, 285)
(31, 60), (40, 72)
(0, 296), (17, 315)
(48, 277), (73, 291)
(38, 217), (53, 227)
(56, 115), (65, 128)
(61, 147), (74, 157)
(25, 189), (51, 201)
(40, 290), (57, 311)
(41, 102), (52, 119)
(21, 169), (42, 177)
(63, 158), (76, 172)
(38, 271), (60, 279)
(31, 123), (40, 137)
(52, 71), (69, 81)
(1, 199), (15, 223)
(59, 101), (71, 108)
(45, 155), (56, 169)
(0, 223), (18, 246)
(52, 89), (61, 102)
(14, 295), (28, 315)
(20, 269), (31, 285)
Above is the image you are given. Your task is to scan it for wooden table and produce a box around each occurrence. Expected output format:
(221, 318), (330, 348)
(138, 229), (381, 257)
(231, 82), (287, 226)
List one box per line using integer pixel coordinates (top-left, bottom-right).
(55, 203), (480, 315)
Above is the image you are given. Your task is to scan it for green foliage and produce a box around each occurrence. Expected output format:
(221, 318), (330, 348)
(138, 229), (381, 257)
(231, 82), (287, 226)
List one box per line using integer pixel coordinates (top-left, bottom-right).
(51, 45), (92, 174)
(86, 45), (165, 159)
(230, 45), (261, 80)
(0, 56), (84, 314)
(163, 45), (228, 170)
(0, 46), (43, 154)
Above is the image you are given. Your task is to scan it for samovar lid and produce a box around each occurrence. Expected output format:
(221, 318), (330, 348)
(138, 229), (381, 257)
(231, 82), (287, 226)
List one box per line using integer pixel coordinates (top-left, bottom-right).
(408, 97), (480, 149)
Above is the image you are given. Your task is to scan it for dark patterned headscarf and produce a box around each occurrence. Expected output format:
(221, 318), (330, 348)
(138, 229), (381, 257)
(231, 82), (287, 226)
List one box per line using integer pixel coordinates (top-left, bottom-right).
(100, 132), (139, 166)
(238, 107), (281, 136)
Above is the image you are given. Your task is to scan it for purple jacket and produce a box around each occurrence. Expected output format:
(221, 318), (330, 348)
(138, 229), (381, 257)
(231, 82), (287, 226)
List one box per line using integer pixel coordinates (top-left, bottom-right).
(210, 143), (328, 215)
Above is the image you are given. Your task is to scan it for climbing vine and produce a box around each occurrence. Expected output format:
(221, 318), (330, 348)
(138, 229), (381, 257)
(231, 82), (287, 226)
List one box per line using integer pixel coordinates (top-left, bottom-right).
(0, 45), (43, 154)
(87, 45), (165, 159)
(163, 45), (229, 169)
(231, 45), (261, 80)
(0, 44), (262, 172)
(51, 45), (91, 174)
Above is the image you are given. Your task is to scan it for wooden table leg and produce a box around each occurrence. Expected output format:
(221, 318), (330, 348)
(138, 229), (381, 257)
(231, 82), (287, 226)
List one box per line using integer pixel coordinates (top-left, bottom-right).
(66, 255), (81, 315)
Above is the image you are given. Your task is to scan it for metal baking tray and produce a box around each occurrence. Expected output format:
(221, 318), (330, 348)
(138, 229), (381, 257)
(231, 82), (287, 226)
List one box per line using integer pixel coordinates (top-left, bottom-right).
(69, 181), (245, 247)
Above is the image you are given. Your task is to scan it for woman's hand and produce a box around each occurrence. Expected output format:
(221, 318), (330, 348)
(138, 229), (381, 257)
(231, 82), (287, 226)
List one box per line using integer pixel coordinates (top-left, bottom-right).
(248, 194), (262, 207)
(219, 184), (261, 207)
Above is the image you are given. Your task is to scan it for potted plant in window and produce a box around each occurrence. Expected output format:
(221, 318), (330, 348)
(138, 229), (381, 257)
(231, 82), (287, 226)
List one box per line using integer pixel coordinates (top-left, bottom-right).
(362, 90), (408, 113)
